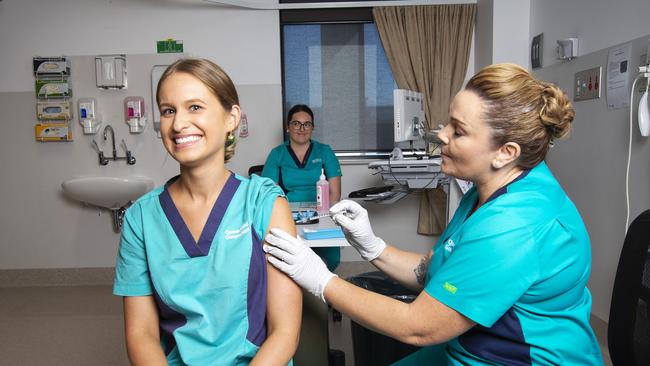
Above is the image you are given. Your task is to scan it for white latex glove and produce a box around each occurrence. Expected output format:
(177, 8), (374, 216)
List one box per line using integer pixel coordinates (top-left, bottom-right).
(329, 200), (386, 261)
(264, 228), (337, 302)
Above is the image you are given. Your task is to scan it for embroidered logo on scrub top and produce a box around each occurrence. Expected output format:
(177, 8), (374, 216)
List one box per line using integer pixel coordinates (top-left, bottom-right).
(444, 239), (455, 253)
(311, 158), (323, 164)
(443, 281), (458, 294)
(224, 223), (251, 240)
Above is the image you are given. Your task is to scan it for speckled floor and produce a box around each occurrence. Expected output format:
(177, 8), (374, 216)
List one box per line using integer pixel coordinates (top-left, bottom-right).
(0, 285), (129, 365)
(0, 262), (611, 366)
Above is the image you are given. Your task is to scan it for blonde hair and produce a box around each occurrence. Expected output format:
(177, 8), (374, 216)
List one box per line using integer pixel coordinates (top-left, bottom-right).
(157, 58), (240, 162)
(465, 63), (575, 168)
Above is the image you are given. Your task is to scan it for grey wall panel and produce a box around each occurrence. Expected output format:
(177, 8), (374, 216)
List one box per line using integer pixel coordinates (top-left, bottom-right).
(535, 34), (650, 320)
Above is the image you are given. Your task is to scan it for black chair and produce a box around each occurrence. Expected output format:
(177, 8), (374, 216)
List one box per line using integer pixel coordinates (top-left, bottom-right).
(248, 164), (264, 177)
(608, 209), (650, 366)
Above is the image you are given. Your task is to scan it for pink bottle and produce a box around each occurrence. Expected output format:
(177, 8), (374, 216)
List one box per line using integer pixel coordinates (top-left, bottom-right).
(316, 168), (330, 214)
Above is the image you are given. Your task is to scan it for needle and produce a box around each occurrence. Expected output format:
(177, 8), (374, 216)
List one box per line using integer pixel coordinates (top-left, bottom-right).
(297, 213), (327, 224)
(297, 210), (348, 223)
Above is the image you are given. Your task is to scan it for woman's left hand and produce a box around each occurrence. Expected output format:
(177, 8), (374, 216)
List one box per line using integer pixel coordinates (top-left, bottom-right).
(264, 228), (337, 302)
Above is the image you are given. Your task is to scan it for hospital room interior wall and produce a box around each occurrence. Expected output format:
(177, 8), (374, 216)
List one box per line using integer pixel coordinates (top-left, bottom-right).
(0, 0), (439, 270)
(530, 0), (650, 71)
(474, 0), (493, 70)
(475, 0), (530, 70)
(0, 0), (285, 270)
(528, 0), (650, 321)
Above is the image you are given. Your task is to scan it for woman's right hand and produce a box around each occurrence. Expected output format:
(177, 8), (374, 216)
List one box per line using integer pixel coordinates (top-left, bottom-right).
(330, 200), (386, 261)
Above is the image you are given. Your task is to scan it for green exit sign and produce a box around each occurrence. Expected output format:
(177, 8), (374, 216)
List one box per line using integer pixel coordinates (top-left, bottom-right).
(157, 39), (184, 53)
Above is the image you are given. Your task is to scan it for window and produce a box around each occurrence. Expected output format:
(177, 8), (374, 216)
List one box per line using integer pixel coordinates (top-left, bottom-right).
(281, 8), (396, 157)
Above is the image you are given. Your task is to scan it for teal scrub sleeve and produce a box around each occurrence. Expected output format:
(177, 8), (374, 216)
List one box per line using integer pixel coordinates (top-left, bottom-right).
(425, 209), (540, 327)
(261, 147), (280, 183)
(113, 203), (153, 296)
(250, 175), (286, 240)
(322, 144), (342, 178)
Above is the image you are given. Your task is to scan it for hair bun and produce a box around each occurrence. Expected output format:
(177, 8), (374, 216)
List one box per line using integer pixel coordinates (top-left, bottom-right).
(539, 84), (574, 140)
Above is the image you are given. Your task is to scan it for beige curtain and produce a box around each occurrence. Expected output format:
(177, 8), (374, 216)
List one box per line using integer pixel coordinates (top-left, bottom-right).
(373, 4), (476, 235)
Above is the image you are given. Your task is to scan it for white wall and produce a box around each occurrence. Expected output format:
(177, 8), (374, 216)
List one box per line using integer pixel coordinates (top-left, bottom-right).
(529, 0), (650, 321)
(0, 0), (439, 269)
(530, 0), (650, 69)
(474, 0), (530, 69)
(0, 0), (285, 269)
(0, 0), (281, 91)
(492, 0), (530, 68)
(474, 0), (493, 70)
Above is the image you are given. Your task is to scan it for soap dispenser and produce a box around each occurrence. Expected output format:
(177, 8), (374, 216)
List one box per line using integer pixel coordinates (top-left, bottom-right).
(78, 97), (101, 134)
(124, 96), (146, 133)
(316, 168), (330, 214)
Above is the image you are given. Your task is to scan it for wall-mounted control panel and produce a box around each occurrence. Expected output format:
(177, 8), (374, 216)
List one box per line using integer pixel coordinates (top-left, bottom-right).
(574, 66), (601, 101)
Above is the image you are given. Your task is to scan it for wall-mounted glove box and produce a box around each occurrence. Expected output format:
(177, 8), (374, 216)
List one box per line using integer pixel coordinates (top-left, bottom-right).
(36, 101), (72, 120)
(34, 122), (73, 142)
(35, 79), (71, 98)
(33, 57), (70, 77)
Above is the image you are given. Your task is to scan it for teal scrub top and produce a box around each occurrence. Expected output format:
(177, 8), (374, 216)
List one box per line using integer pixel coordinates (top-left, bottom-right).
(261, 139), (342, 203)
(113, 174), (291, 366)
(395, 162), (603, 366)
(261, 139), (342, 270)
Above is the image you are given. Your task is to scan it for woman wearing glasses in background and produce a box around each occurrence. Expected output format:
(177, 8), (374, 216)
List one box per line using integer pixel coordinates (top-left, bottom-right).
(261, 104), (342, 270)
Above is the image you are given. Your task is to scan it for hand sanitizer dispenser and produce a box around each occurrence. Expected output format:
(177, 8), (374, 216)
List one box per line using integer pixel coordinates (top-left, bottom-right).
(316, 169), (330, 214)
(124, 96), (146, 133)
(78, 97), (101, 134)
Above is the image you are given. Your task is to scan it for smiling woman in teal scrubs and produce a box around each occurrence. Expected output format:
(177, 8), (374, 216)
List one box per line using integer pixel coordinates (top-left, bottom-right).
(264, 64), (604, 365)
(113, 58), (301, 365)
(262, 104), (342, 270)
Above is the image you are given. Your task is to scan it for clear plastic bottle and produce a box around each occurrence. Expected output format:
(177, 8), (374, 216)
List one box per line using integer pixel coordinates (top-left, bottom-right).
(316, 168), (330, 214)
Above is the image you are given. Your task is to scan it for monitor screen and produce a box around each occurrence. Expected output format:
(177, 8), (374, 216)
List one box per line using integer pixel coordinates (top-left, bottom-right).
(393, 89), (425, 143)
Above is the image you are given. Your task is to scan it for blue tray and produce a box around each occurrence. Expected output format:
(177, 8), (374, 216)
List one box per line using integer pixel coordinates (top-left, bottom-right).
(302, 227), (345, 240)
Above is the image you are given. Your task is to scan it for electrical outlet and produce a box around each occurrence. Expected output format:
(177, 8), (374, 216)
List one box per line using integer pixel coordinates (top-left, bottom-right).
(574, 66), (602, 101)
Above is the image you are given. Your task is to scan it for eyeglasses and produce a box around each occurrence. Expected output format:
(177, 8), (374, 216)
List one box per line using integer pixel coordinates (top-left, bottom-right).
(289, 120), (314, 131)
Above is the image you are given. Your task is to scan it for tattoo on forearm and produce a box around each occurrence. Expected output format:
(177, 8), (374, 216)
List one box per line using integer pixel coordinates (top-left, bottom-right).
(414, 255), (431, 286)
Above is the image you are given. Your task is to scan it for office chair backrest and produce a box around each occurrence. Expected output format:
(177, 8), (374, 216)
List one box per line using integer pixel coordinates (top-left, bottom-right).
(608, 209), (650, 366)
(248, 164), (264, 177)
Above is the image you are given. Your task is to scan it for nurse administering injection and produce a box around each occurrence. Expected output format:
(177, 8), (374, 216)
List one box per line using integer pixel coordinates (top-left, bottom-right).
(265, 63), (604, 365)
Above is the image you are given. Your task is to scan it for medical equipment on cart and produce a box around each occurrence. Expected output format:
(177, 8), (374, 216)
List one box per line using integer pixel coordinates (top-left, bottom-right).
(354, 89), (447, 204)
(368, 157), (444, 189)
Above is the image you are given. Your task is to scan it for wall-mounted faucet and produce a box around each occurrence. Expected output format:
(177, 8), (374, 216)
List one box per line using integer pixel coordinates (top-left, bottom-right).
(92, 124), (136, 165)
(91, 139), (107, 165)
(121, 139), (136, 165)
(103, 125), (117, 162)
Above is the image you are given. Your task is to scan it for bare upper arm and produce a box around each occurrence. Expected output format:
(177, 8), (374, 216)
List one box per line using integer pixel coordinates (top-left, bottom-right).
(403, 290), (476, 345)
(264, 197), (302, 338)
(123, 296), (160, 340)
(328, 176), (341, 202)
(122, 296), (172, 364)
